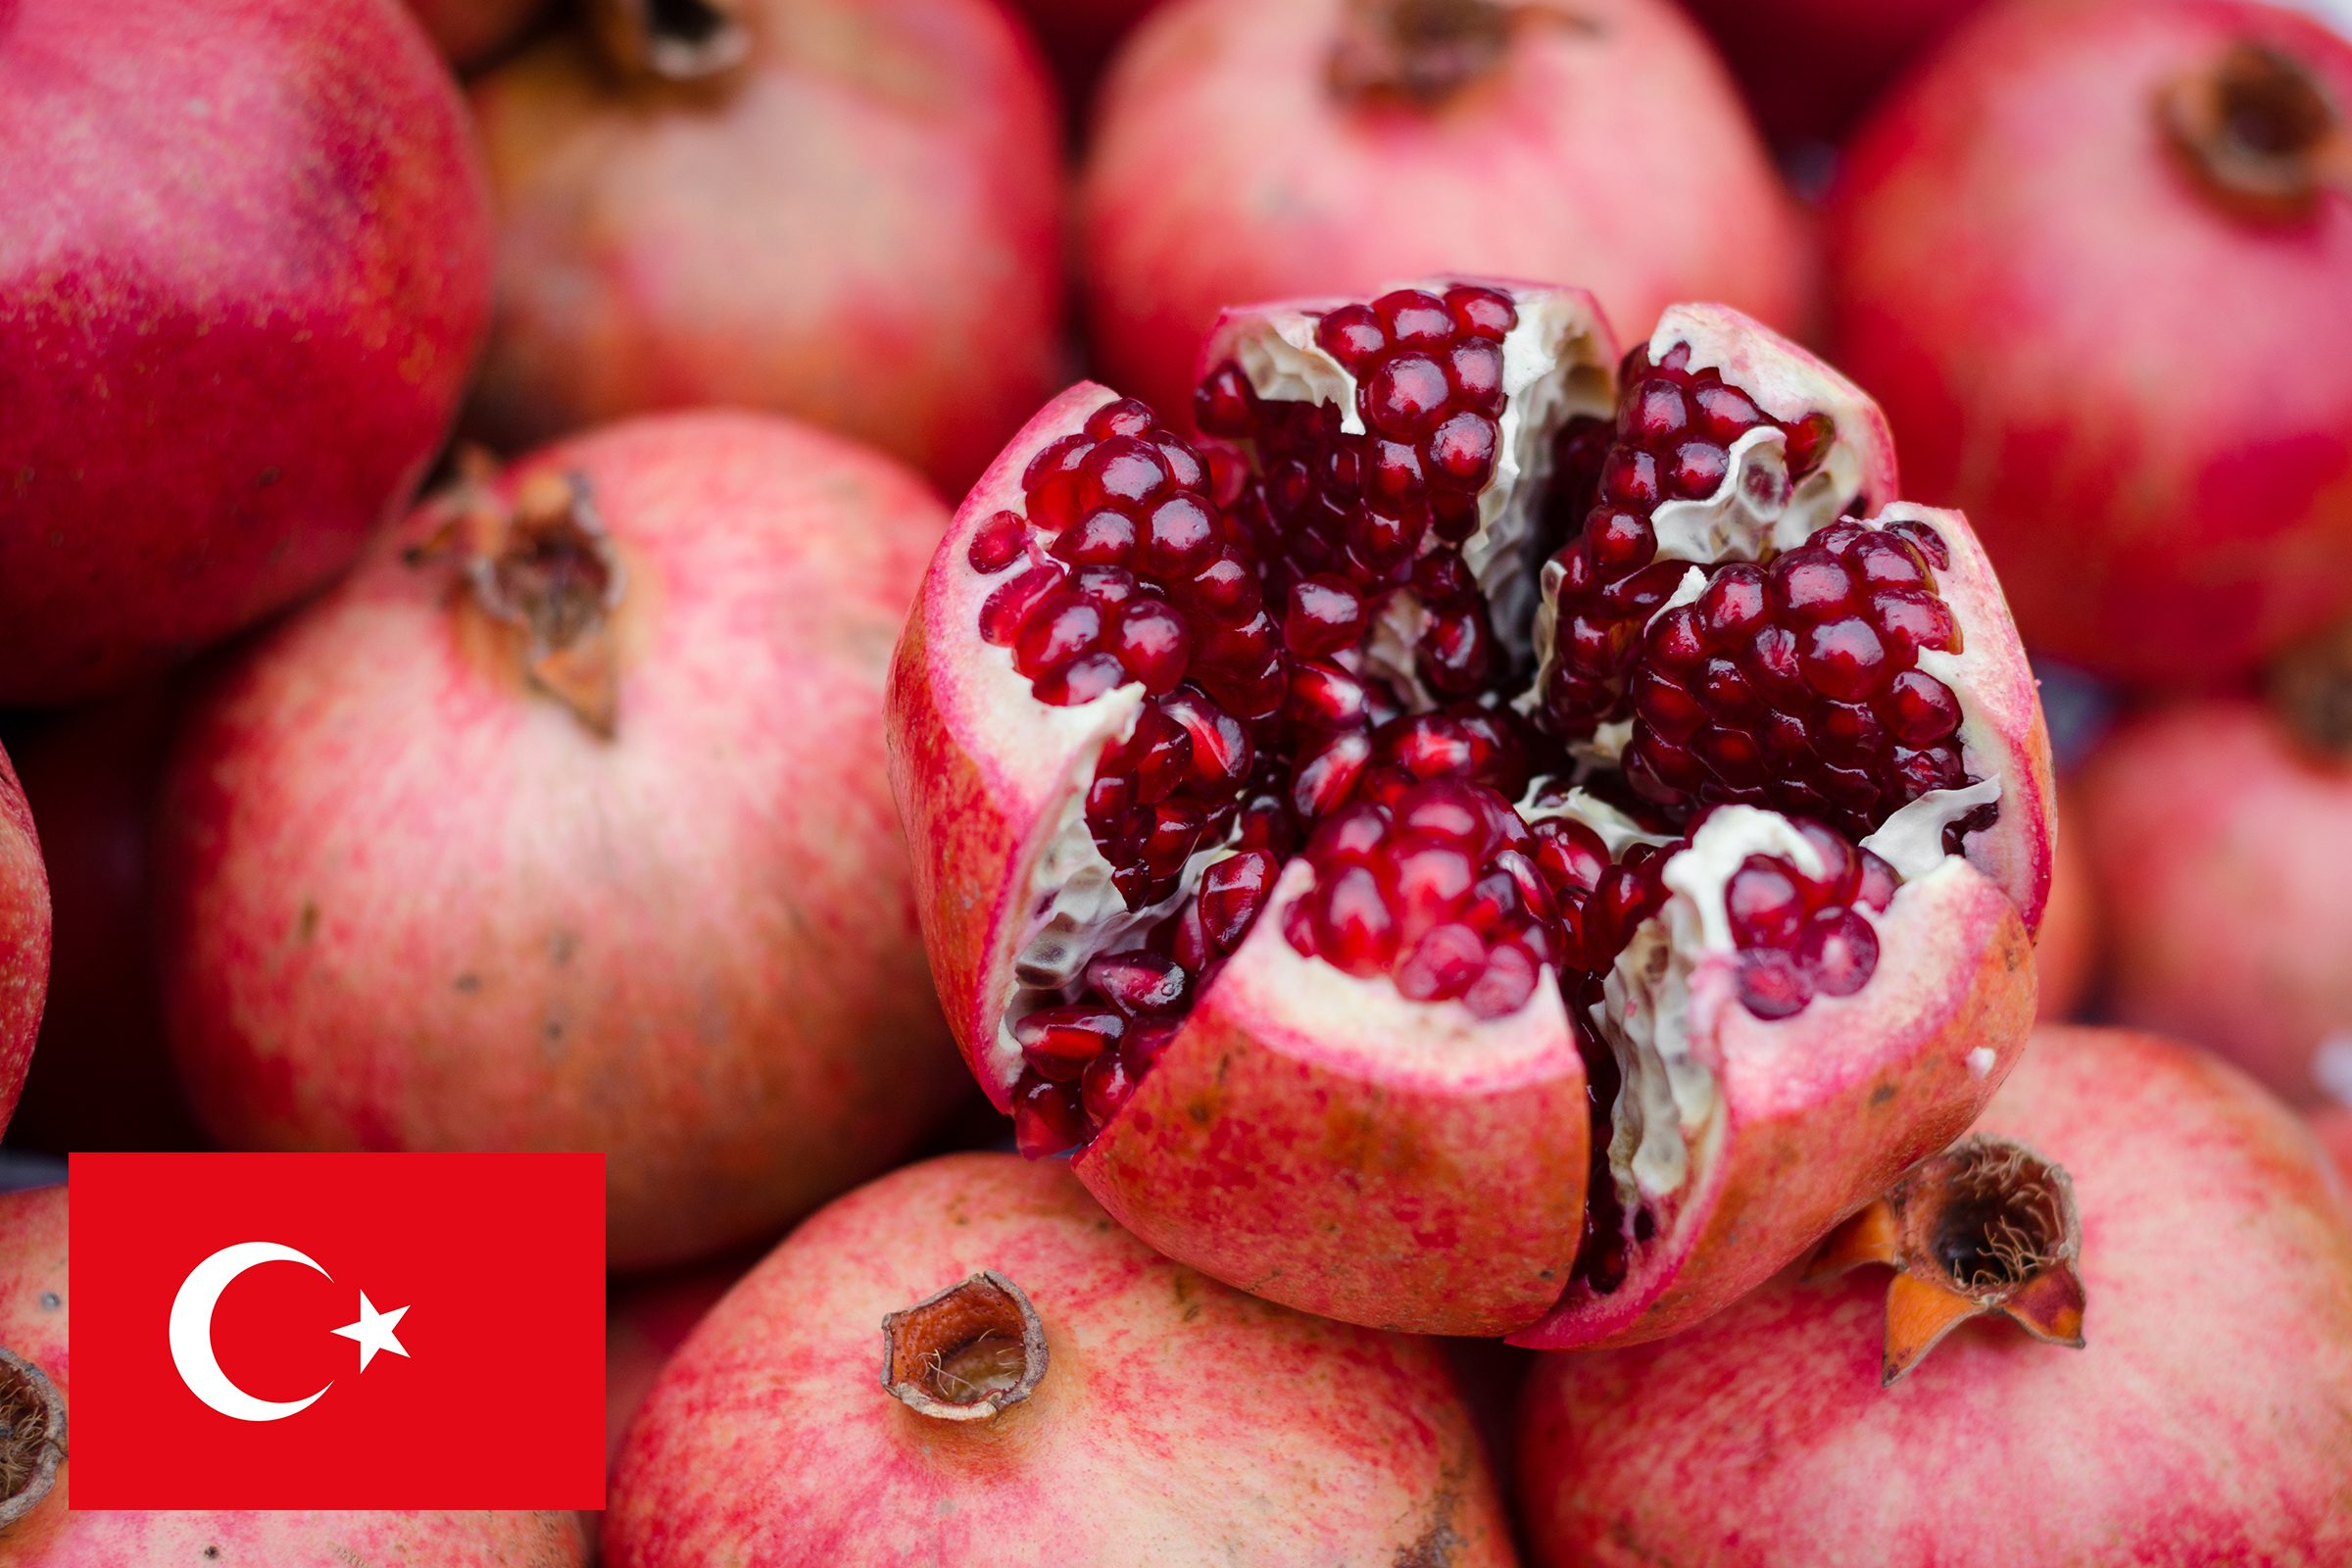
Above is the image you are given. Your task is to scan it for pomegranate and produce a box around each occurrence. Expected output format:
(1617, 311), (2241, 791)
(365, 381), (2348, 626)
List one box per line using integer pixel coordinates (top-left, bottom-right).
(2034, 786), (2096, 1020)
(0, 0), (492, 707)
(0, 743), (52, 1141)
(1078, 0), (1813, 423)
(2079, 684), (2352, 1106)
(605, 1259), (743, 1465)
(604, 1152), (1514, 1566)
(404, 0), (547, 71)
(464, 0), (1067, 497)
(154, 413), (965, 1271)
(0, 1184), (589, 1563)
(1827, 0), (2352, 686)
(2316, 1104), (2352, 1185)
(1518, 1026), (2352, 1566)
(0, 691), (199, 1153)
(889, 278), (2053, 1342)
(1677, 0), (1992, 144)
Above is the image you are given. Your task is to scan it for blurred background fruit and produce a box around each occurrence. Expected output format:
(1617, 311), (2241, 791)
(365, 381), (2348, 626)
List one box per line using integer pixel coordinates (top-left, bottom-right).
(2078, 666), (2352, 1105)
(2034, 786), (2097, 1021)
(1675, 0), (1991, 145)
(0, 745), (51, 1143)
(605, 1152), (1518, 1567)
(2316, 1104), (2352, 1184)
(1078, 0), (1813, 420)
(1010, 0), (1168, 120)
(1518, 1026), (2352, 1566)
(464, 0), (1069, 495)
(1827, 0), (2352, 687)
(0, 0), (494, 706)
(405, 0), (551, 72)
(152, 414), (965, 1272)
(604, 1256), (745, 1464)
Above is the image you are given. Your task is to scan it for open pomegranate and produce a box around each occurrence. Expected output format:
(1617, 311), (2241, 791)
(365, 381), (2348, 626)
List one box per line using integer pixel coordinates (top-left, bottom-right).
(155, 413), (965, 1271)
(604, 1152), (1515, 1566)
(1078, 0), (1812, 422)
(1828, 0), (2352, 685)
(0, 0), (492, 706)
(1517, 1027), (2352, 1566)
(889, 278), (2053, 1342)
(0, 742), (53, 1141)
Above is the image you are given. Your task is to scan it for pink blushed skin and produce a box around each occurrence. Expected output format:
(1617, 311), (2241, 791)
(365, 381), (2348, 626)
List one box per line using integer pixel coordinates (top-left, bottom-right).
(2079, 700), (2352, 1105)
(603, 1152), (1516, 1568)
(1517, 1026), (2352, 1567)
(2314, 1105), (2352, 1188)
(1827, 0), (2352, 687)
(1079, 0), (1813, 422)
(154, 412), (965, 1271)
(465, 0), (1068, 498)
(0, 1186), (588, 1564)
(405, 0), (547, 71)
(0, 0), (493, 706)
(0, 746), (50, 1137)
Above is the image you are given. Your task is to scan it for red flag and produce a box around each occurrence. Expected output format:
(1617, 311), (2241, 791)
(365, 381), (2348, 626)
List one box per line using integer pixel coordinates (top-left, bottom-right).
(68, 1152), (605, 1509)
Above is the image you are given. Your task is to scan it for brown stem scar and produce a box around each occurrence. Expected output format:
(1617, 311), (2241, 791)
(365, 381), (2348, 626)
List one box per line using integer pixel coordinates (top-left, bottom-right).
(880, 1271), (1049, 1423)
(0, 1348), (67, 1531)
(589, 0), (751, 83)
(2160, 40), (2352, 221)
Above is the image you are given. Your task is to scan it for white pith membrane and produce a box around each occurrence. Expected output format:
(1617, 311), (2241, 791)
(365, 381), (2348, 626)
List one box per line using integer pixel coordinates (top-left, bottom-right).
(967, 288), (2016, 1296)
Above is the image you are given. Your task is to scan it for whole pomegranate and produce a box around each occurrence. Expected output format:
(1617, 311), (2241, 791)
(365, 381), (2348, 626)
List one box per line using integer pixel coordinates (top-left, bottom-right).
(889, 278), (2054, 1341)
(0, 0), (493, 706)
(0, 743), (52, 1140)
(2034, 787), (2096, 1020)
(1518, 1026), (2352, 1566)
(1677, 0), (1991, 143)
(1078, 0), (1812, 422)
(465, 0), (1066, 496)
(2079, 690), (2352, 1105)
(0, 1184), (588, 1564)
(155, 413), (965, 1271)
(604, 1152), (1515, 1566)
(0, 690), (199, 1152)
(404, 0), (546, 71)
(1827, 0), (2352, 686)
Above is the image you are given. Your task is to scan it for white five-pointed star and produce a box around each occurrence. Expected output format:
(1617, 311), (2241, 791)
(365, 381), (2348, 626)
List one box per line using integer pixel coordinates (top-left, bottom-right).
(330, 1292), (412, 1372)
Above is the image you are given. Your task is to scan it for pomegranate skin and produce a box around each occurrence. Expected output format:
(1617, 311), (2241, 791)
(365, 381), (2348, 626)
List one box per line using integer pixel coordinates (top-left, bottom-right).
(404, 0), (546, 70)
(2078, 699), (2352, 1105)
(154, 412), (964, 1271)
(1079, 0), (1812, 421)
(0, 1186), (589, 1565)
(2316, 1105), (2352, 1186)
(1518, 1027), (2352, 1568)
(1677, 0), (1990, 142)
(465, 0), (1067, 497)
(604, 1152), (1516, 1568)
(0, 744), (52, 1139)
(1827, 0), (2352, 686)
(0, 0), (493, 706)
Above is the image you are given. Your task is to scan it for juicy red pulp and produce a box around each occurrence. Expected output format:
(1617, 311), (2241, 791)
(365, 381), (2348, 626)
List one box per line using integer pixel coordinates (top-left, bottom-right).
(964, 288), (1970, 1273)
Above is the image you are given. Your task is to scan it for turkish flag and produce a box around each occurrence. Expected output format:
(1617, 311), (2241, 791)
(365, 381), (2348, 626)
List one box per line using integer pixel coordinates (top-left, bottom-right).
(67, 1152), (605, 1509)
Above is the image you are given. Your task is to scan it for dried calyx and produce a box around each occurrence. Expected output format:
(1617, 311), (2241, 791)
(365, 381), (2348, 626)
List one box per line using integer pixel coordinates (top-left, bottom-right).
(0, 1348), (65, 1530)
(1811, 1135), (2086, 1386)
(2160, 39), (2352, 220)
(412, 461), (627, 736)
(879, 1272), (1049, 1423)
(589, 0), (751, 83)
(1327, 0), (1592, 104)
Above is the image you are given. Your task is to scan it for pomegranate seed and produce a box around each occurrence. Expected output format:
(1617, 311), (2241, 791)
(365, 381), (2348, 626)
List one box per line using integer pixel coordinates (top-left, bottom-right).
(967, 510), (1027, 573)
(1015, 1005), (1124, 1081)
(1081, 436), (1171, 509)
(1080, 1049), (1137, 1128)
(979, 564), (1060, 646)
(1084, 952), (1188, 1017)
(1012, 593), (1102, 677)
(1012, 1075), (1088, 1157)
(1883, 669), (1963, 745)
(1142, 493), (1217, 575)
(1426, 410), (1499, 490)
(1799, 616), (1891, 702)
(1292, 730), (1372, 820)
(1285, 660), (1370, 730)
(1315, 304), (1388, 371)
(1396, 921), (1485, 1002)
(1086, 398), (1155, 440)
(1200, 849), (1276, 951)
(1726, 857), (1804, 947)
(1462, 940), (1539, 1018)
(1737, 948), (1813, 1019)
(1108, 599), (1190, 694)
(1444, 283), (1517, 340)
(1798, 908), (1878, 996)
(1314, 864), (1397, 976)
(1195, 363), (1256, 436)
(1374, 288), (1454, 348)
(1363, 354), (1451, 438)
(1446, 338), (1504, 412)
(1769, 547), (1855, 620)
(1052, 508), (1138, 565)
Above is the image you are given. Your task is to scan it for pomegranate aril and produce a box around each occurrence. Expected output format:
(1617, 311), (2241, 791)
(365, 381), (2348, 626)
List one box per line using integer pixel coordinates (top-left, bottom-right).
(1419, 606), (1494, 695)
(1315, 304), (1388, 371)
(1602, 448), (1661, 508)
(1855, 849), (1899, 910)
(1081, 436), (1171, 508)
(1635, 671), (1707, 742)
(1315, 864), (1398, 975)
(1186, 553), (1261, 618)
(1285, 574), (1367, 658)
(1292, 730), (1372, 820)
(1022, 432), (1090, 491)
(1799, 616), (1891, 702)
(1374, 288), (1455, 348)
(1196, 362), (1256, 437)
(1738, 947), (1813, 1019)
(1882, 669), (1962, 745)
(1462, 941), (1539, 1019)
(1140, 494), (1218, 575)
(1870, 587), (1959, 657)
(1886, 744), (1964, 800)
(1036, 653), (1125, 707)
(1085, 951), (1188, 1017)
(1015, 1005), (1125, 1081)
(968, 510), (1028, 573)
(1053, 509), (1137, 565)
(1727, 858), (1805, 947)
(1783, 412), (1835, 476)
(1012, 1076), (1087, 1158)
(1389, 838), (1477, 913)
(1698, 564), (1768, 640)
(1365, 353), (1452, 439)
(1079, 1049), (1138, 1129)
(1396, 921), (1486, 1003)
(1692, 382), (1763, 443)
(1199, 848), (1276, 951)
(1887, 516), (1950, 568)
(1769, 547), (1855, 620)
(1797, 908), (1878, 996)
(1426, 411), (1499, 489)
(1109, 600), (1190, 694)
(1667, 440), (1730, 499)
(1012, 594), (1102, 677)
(1587, 509), (1656, 573)
(980, 564), (1060, 646)
(1086, 398), (1156, 440)
(1446, 338), (1504, 412)
(1445, 283), (1517, 340)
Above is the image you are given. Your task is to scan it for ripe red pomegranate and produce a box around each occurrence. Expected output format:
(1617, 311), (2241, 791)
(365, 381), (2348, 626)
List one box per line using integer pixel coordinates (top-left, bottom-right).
(465, 0), (1066, 497)
(0, 691), (199, 1153)
(2079, 691), (2352, 1105)
(404, 0), (546, 71)
(1518, 1026), (2352, 1566)
(1677, 0), (1991, 143)
(0, 743), (52, 1140)
(2034, 786), (2096, 1020)
(889, 278), (2054, 1342)
(154, 413), (965, 1271)
(0, 0), (492, 707)
(1079, 0), (1813, 423)
(605, 1152), (1515, 1566)
(0, 1184), (588, 1563)
(1827, 0), (2352, 686)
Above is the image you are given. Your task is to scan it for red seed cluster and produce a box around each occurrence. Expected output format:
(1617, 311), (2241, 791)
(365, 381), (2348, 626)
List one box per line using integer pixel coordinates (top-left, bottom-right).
(1718, 818), (1898, 1018)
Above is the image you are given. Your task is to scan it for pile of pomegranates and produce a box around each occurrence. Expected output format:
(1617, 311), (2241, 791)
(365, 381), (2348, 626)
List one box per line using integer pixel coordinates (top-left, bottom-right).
(891, 275), (2055, 1342)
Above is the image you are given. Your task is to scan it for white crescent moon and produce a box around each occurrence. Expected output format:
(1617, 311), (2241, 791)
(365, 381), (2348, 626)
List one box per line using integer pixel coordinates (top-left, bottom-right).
(168, 1242), (334, 1423)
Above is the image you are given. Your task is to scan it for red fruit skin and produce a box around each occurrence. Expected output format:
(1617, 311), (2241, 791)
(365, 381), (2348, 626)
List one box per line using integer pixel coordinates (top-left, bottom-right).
(0, 745), (53, 1139)
(2316, 1105), (2352, 1188)
(0, 1186), (588, 1564)
(1677, 0), (1990, 142)
(2034, 786), (2096, 1021)
(1518, 1027), (2352, 1568)
(404, 0), (546, 70)
(1827, 0), (2352, 686)
(0, 0), (493, 706)
(153, 413), (964, 1271)
(1080, 0), (1812, 420)
(604, 1152), (1517, 1567)
(466, 0), (1068, 497)
(605, 1261), (743, 1466)
(2079, 700), (2352, 1106)
(0, 691), (202, 1152)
